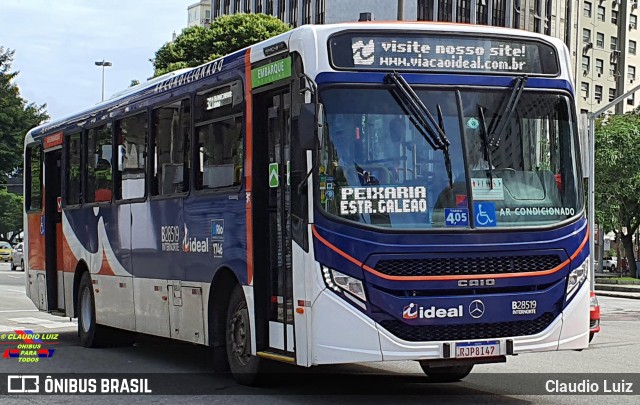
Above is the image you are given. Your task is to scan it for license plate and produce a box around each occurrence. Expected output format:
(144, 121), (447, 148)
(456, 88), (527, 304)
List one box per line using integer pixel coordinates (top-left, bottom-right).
(455, 341), (499, 358)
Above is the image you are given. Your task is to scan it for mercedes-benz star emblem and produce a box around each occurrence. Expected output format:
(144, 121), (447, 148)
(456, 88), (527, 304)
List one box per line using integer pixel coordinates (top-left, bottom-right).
(469, 300), (485, 319)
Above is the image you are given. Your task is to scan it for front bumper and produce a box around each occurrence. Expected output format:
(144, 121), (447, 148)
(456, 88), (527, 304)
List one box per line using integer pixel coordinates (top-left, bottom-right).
(310, 279), (589, 365)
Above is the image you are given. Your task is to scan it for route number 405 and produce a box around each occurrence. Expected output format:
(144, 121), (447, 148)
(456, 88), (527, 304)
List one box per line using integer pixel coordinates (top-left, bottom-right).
(445, 208), (469, 226)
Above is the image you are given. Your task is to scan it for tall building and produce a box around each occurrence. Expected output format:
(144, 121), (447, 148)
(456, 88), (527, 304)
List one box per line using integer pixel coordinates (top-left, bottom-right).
(199, 1), (640, 112)
(575, 1), (640, 114)
(188, 0), (212, 27)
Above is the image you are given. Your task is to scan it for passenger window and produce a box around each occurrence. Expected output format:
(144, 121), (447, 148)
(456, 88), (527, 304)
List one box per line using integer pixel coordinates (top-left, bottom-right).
(194, 82), (244, 190)
(116, 112), (147, 200)
(66, 133), (82, 205)
(196, 116), (243, 189)
(27, 144), (43, 211)
(86, 125), (113, 203)
(152, 99), (191, 196)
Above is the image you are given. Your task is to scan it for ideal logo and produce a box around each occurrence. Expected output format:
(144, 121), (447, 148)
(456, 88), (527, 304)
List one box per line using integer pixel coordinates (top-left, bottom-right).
(352, 39), (375, 65)
(402, 303), (464, 319)
(182, 224), (210, 253)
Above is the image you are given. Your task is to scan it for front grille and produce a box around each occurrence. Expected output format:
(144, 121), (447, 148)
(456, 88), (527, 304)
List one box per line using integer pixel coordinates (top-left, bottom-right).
(379, 313), (555, 342)
(374, 255), (562, 277)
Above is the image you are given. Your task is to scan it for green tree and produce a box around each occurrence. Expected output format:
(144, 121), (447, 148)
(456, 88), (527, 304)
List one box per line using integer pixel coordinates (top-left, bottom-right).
(0, 189), (23, 241)
(595, 113), (640, 277)
(151, 14), (290, 77)
(0, 46), (48, 240)
(0, 46), (49, 179)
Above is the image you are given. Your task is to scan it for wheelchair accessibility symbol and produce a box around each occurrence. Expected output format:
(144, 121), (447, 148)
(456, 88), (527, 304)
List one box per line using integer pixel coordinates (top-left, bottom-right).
(473, 202), (496, 227)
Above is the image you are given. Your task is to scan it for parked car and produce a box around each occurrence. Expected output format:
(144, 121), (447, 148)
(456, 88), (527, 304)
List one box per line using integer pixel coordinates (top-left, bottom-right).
(10, 242), (24, 271)
(0, 241), (12, 263)
(590, 291), (601, 343)
(602, 256), (617, 272)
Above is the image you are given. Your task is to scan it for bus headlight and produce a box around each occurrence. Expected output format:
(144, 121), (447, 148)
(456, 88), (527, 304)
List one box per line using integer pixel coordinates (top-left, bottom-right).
(321, 265), (367, 302)
(566, 258), (588, 300)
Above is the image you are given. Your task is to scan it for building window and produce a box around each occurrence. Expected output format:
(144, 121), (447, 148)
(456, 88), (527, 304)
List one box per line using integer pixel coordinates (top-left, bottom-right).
(597, 6), (605, 21)
(628, 94), (635, 106)
(596, 58), (604, 75)
(26, 144), (42, 211)
(234, 0), (241, 13)
(303, 0), (311, 24)
(205, 10), (211, 19)
(267, 0), (274, 15)
(610, 61), (618, 76)
(582, 56), (590, 71)
(277, 0), (285, 20)
(612, 10), (618, 24)
(584, 2), (592, 18)
(611, 36), (618, 51)
(213, 0), (220, 18)
(631, 14), (638, 29)
(609, 88), (616, 102)
(477, 0), (488, 24)
(290, 0), (298, 26)
(596, 32), (604, 48)
(224, 0), (231, 14)
(456, 0), (470, 23)
(315, 0), (325, 24)
(115, 113), (147, 201)
(255, 0), (262, 13)
(438, 0), (452, 21)
(85, 125), (113, 203)
(417, 0), (434, 21)
(583, 28), (591, 43)
(512, 0), (522, 29)
(544, 0), (552, 35)
(629, 65), (636, 81)
(595, 85), (603, 101)
(244, 0), (251, 12)
(581, 82), (589, 98)
(152, 99), (191, 196)
(631, 40), (637, 55)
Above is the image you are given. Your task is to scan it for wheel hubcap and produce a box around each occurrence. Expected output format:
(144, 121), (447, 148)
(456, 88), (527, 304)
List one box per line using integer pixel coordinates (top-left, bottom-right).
(80, 286), (92, 333)
(230, 306), (251, 366)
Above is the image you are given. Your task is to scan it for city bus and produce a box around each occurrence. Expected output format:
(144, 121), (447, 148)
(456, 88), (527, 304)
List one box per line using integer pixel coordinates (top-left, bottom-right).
(23, 22), (589, 384)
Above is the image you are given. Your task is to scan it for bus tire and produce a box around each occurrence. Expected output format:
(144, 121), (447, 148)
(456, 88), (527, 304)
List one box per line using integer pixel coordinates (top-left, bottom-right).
(419, 362), (474, 382)
(226, 285), (263, 385)
(77, 272), (107, 348)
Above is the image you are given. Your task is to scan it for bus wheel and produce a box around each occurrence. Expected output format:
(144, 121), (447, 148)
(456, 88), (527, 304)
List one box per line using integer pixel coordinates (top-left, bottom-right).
(77, 272), (107, 348)
(226, 285), (262, 385)
(419, 362), (474, 382)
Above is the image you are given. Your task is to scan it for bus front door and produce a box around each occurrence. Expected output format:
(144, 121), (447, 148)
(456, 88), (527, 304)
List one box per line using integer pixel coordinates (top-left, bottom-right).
(43, 149), (63, 312)
(252, 88), (295, 359)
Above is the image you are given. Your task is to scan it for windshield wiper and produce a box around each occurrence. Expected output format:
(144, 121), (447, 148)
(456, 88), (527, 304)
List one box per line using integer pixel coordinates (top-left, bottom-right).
(385, 71), (453, 187)
(477, 106), (495, 188)
(488, 75), (528, 148)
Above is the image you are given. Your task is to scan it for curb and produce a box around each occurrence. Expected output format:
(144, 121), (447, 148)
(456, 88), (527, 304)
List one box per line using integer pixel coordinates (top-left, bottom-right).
(593, 290), (640, 300)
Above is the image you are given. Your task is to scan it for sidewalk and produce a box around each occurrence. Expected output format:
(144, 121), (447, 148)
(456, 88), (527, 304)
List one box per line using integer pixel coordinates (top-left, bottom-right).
(594, 283), (640, 300)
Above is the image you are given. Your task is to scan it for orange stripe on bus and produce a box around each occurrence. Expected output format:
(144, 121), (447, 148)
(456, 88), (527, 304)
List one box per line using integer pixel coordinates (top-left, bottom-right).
(312, 225), (588, 281)
(244, 49), (254, 285)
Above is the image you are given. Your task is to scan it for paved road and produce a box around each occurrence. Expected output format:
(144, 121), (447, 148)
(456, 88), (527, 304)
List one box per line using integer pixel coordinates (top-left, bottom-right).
(1, 263), (638, 404)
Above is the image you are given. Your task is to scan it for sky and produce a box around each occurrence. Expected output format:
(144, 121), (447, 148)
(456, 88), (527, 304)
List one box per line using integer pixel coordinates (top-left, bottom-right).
(1, 0), (195, 121)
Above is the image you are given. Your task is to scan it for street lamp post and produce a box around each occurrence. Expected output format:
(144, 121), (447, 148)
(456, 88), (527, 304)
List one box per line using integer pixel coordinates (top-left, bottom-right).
(94, 60), (112, 102)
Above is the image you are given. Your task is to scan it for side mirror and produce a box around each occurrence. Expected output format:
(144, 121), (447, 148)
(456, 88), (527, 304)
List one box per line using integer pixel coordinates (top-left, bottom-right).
(298, 103), (324, 150)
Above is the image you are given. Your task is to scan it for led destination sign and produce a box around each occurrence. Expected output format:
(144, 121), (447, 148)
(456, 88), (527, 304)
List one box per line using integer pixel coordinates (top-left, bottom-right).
(329, 33), (559, 75)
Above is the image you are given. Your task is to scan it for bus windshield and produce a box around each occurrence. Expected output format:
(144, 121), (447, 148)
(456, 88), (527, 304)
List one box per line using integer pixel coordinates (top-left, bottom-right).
(317, 86), (583, 229)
